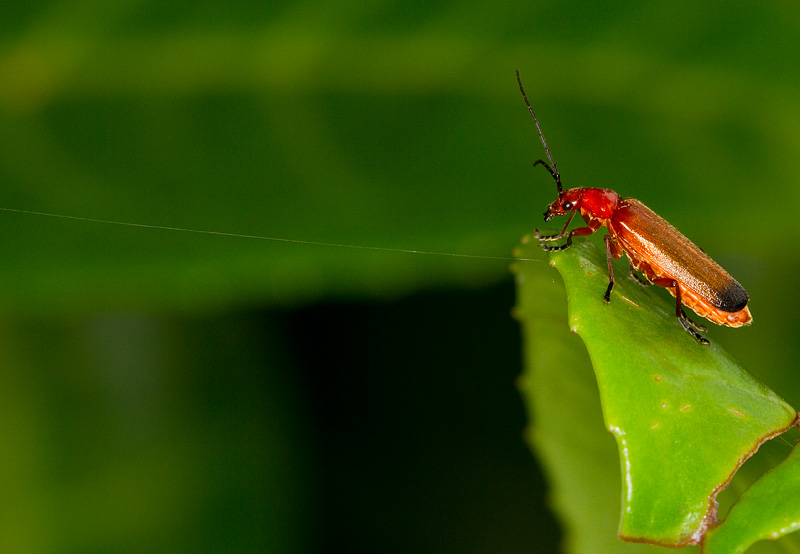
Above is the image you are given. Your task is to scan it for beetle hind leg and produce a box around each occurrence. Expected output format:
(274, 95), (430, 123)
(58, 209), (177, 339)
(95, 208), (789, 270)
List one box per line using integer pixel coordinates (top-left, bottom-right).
(680, 308), (708, 334)
(651, 278), (710, 345)
(628, 265), (650, 287)
(678, 311), (710, 344)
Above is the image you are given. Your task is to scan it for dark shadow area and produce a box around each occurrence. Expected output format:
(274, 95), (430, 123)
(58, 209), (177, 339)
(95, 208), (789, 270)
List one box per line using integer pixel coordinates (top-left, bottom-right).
(283, 280), (561, 553)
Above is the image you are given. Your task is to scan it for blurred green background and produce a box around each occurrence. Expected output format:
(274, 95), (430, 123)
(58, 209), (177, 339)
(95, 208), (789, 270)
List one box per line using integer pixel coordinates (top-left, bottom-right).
(1, 1), (800, 553)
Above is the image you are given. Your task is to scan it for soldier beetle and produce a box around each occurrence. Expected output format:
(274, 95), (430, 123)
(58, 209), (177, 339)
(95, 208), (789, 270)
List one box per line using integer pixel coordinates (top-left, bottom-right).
(516, 70), (751, 344)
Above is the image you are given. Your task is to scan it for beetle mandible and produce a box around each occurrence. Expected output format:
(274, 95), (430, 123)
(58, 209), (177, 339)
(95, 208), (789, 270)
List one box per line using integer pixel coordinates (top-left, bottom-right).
(516, 70), (752, 344)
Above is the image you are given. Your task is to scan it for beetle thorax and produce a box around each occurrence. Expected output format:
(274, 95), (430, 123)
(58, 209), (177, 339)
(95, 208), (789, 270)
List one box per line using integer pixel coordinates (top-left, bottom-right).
(543, 187), (621, 223)
(576, 188), (620, 221)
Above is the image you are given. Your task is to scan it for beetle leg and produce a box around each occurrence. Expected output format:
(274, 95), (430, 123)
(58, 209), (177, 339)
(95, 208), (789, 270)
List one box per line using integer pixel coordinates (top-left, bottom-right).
(628, 265), (650, 287)
(603, 235), (620, 302)
(534, 211), (576, 241)
(682, 310), (709, 334)
(651, 278), (710, 345)
(539, 225), (594, 252)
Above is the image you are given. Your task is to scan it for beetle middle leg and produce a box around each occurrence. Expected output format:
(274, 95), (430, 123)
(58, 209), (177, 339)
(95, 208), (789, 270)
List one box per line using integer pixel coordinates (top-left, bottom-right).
(651, 278), (710, 344)
(603, 235), (624, 302)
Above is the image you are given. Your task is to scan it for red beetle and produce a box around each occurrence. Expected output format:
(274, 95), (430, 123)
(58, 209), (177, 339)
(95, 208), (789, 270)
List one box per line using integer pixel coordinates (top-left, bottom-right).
(516, 71), (751, 344)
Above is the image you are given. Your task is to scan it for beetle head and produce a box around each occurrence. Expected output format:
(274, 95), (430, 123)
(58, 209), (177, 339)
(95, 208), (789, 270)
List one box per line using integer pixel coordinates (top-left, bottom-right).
(543, 188), (582, 222)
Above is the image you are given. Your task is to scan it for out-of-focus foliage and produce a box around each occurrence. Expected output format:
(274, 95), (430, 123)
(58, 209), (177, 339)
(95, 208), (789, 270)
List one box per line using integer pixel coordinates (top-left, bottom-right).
(2, 1), (800, 552)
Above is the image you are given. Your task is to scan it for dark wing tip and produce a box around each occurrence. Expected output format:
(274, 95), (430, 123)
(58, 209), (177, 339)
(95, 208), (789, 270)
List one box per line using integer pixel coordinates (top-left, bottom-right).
(716, 281), (749, 313)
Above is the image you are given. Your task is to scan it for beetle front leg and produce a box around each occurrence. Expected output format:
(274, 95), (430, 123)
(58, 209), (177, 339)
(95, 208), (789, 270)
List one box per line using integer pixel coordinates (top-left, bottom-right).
(534, 211), (576, 241)
(539, 225), (594, 252)
(651, 278), (710, 345)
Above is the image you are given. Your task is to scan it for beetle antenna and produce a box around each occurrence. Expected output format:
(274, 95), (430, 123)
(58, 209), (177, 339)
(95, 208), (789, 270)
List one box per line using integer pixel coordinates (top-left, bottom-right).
(516, 69), (563, 194)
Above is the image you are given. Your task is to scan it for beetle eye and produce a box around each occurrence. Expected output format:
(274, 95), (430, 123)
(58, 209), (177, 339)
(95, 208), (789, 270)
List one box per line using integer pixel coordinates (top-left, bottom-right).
(562, 201), (573, 210)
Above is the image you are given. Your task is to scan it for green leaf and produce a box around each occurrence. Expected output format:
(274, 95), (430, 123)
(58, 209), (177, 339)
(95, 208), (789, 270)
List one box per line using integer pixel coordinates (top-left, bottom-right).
(704, 443), (800, 554)
(514, 244), (671, 554)
(513, 233), (797, 548)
